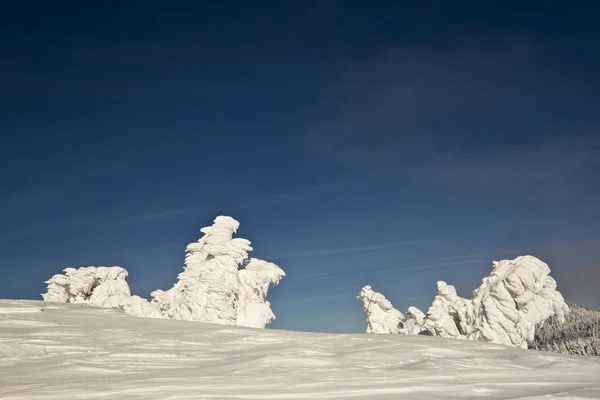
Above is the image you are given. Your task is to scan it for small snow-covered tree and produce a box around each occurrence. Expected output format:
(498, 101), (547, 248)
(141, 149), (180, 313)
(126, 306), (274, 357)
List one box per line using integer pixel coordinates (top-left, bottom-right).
(42, 266), (131, 307)
(357, 285), (404, 334)
(237, 258), (286, 328)
(531, 302), (600, 356)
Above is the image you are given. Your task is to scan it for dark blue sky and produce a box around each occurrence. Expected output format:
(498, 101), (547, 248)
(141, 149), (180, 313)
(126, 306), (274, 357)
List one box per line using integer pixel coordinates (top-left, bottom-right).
(1, 1), (599, 332)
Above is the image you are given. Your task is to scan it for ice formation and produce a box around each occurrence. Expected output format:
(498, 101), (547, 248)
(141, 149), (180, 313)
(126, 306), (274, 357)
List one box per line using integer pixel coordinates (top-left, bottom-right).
(359, 255), (570, 348)
(357, 285), (404, 334)
(42, 266), (131, 308)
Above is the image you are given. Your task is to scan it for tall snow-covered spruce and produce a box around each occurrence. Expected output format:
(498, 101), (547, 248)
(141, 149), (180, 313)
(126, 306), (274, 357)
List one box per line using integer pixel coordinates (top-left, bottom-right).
(358, 255), (570, 348)
(151, 216), (285, 327)
(42, 216), (285, 328)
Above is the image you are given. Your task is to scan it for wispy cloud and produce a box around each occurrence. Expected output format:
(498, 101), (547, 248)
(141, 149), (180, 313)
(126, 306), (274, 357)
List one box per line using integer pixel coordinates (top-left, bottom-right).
(282, 250), (514, 288)
(127, 208), (196, 222)
(242, 177), (360, 208)
(3, 207), (197, 242)
(265, 239), (436, 260)
(292, 37), (598, 173)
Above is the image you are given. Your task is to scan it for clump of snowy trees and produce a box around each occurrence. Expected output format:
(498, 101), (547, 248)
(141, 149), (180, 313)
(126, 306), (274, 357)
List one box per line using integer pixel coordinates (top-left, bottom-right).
(530, 303), (600, 356)
(43, 266), (131, 308)
(42, 216), (285, 328)
(358, 255), (571, 349)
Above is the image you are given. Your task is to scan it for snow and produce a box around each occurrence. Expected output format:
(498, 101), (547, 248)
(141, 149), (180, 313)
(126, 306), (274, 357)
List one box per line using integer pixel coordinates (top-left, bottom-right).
(41, 216), (285, 328)
(359, 256), (571, 348)
(2, 300), (600, 399)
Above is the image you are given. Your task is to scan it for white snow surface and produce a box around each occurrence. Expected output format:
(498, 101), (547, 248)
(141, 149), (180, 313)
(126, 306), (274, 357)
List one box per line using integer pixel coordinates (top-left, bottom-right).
(41, 216), (285, 328)
(360, 256), (571, 349)
(2, 300), (600, 400)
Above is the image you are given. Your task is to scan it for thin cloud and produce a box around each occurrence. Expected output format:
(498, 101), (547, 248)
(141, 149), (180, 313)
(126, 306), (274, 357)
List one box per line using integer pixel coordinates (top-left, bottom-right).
(283, 250), (514, 288)
(265, 239), (436, 260)
(242, 177), (360, 208)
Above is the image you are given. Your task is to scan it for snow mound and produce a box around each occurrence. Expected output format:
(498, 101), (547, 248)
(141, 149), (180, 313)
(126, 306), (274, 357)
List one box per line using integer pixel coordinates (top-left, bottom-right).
(42, 266), (131, 308)
(359, 255), (570, 348)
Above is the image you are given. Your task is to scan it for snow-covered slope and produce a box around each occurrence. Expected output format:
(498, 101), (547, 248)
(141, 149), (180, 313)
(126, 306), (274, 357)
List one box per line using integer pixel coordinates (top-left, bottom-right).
(2, 300), (600, 399)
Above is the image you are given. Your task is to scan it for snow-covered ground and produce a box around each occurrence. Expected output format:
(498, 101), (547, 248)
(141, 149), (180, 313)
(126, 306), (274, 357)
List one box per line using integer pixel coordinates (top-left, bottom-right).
(1, 300), (600, 399)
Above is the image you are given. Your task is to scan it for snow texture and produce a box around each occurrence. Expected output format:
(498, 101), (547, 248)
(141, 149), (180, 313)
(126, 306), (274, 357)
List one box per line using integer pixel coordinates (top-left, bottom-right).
(2, 300), (600, 400)
(41, 216), (285, 329)
(360, 255), (570, 349)
(357, 285), (404, 334)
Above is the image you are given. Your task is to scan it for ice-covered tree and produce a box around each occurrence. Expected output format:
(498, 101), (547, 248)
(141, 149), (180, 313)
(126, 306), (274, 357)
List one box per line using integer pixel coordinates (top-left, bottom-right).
(357, 285), (404, 334)
(236, 258), (286, 328)
(42, 266), (131, 308)
(42, 216), (285, 328)
(150, 216), (251, 324)
(531, 302), (600, 356)
(146, 216), (285, 327)
(358, 255), (570, 349)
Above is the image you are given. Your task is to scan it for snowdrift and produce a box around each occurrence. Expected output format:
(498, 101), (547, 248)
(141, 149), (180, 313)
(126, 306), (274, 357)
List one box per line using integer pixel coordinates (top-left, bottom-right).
(2, 300), (600, 400)
(41, 216), (285, 328)
(358, 255), (570, 348)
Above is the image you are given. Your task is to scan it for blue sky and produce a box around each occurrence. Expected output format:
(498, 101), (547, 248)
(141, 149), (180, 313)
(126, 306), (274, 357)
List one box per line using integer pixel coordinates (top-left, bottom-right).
(1, 1), (599, 333)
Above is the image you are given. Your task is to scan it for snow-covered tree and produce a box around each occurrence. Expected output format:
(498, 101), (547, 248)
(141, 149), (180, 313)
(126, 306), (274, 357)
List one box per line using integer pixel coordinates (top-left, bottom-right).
(531, 302), (600, 356)
(148, 216), (285, 327)
(237, 258), (286, 328)
(358, 255), (570, 349)
(357, 285), (404, 334)
(41, 216), (285, 328)
(150, 216), (251, 324)
(42, 266), (131, 308)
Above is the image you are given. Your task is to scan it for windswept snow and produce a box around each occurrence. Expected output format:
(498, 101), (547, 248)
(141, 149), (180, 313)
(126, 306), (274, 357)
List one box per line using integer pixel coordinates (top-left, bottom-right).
(41, 216), (285, 328)
(359, 256), (571, 348)
(2, 300), (600, 399)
